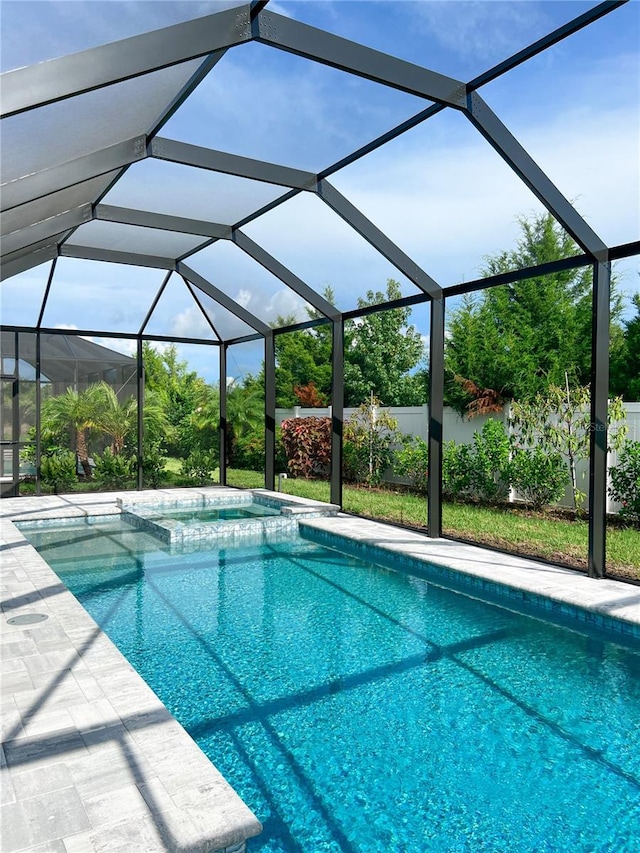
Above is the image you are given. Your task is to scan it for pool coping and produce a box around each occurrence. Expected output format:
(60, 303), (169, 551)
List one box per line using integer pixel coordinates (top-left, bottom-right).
(2, 488), (639, 853)
(299, 514), (640, 640)
(1, 488), (265, 853)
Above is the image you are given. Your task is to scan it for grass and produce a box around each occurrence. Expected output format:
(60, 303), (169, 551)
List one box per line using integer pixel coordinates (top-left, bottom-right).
(225, 469), (640, 583)
(26, 463), (638, 582)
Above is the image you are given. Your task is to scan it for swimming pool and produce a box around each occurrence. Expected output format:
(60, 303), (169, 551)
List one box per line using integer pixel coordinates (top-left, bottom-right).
(18, 516), (640, 853)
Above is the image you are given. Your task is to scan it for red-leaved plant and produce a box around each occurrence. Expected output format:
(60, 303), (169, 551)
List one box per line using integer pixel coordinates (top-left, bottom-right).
(281, 417), (332, 479)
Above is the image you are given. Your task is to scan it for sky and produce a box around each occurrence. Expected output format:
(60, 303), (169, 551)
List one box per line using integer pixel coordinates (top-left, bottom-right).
(1, 0), (638, 384)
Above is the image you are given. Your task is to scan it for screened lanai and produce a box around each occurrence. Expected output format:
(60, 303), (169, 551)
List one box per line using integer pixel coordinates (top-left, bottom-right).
(1, 0), (638, 578)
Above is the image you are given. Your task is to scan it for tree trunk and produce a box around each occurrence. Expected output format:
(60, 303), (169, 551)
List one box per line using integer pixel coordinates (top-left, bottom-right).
(76, 429), (92, 479)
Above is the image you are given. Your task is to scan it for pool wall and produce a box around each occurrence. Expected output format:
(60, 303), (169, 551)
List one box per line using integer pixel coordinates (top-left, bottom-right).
(117, 489), (339, 547)
(301, 516), (640, 646)
(2, 487), (640, 853)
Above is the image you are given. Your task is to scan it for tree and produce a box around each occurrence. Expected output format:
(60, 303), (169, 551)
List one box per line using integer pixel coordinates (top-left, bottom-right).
(445, 212), (624, 413)
(142, 343), (213, 458)
(274, 316), (332, 407)
(611, 292), (640, 401)
(91, 382), (174, 456)
(344, 279), (426, 406)
(41, 384), (106, 478)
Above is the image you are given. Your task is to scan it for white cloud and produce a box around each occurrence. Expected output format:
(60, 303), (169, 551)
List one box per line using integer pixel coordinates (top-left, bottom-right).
(54, 323), (79, 331)
(171, 306), (215, 339)
(82, 337), (137, 358)
(235, 289), (252, 310)
(412, 0), (547, 63)
(265, 288), (308, 323)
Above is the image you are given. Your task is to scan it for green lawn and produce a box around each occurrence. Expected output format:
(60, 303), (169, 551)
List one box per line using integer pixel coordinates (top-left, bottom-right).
(224, 469), (640, 582)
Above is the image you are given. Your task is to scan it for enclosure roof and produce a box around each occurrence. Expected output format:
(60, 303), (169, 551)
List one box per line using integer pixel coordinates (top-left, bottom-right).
(1, 0), (638, 342)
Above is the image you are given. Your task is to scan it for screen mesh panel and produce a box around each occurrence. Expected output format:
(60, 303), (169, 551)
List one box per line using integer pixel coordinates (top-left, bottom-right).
(1, 60), (201, 182)
(1, 2), (244, 70)
(331, 108), (562, 290)
(187, 241), (318, 327)
(40, 258), (169, 334)
(480, 3), (639, 249)
(163, 41), (430, 172)
(0, 263), (52, 326)
(102, 158), (287, 226)
(244, 192), (422, 312)
(66, 221), (208, 259)
(1, 173), (122, 233)
(143, 275), (219, 341)
(185, 282), (260, 342)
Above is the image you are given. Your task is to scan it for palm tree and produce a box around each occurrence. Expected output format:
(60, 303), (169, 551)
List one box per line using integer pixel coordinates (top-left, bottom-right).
(225, 381), (264, 465)
(41, 385), (106, 478)
(190, 380), (264, 466)
(91, 382), (174, 456)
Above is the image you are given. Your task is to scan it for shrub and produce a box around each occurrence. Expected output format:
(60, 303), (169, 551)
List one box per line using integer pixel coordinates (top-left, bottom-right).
(180, 449), (216, 485)
(226, 428), (288, 474)
(609, 440), (640, 525)
(468, 419), (512, 502)
(40, 451), (77, 494)
(442, 420), (511, 503)
(393, 436), (429, 494)
(93, 448), (135, 490)
(139, 444), (166, 489)
(442, 441), (473, 500)
(281, 417), (331, 479)
(510, 446), (568, 510)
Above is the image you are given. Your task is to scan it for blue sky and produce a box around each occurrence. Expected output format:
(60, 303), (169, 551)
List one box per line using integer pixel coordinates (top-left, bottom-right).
(1, 0), (638, 384)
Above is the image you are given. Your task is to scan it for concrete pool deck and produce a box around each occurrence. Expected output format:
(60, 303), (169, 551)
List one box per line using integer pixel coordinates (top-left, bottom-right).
(2, 488), (640, 853)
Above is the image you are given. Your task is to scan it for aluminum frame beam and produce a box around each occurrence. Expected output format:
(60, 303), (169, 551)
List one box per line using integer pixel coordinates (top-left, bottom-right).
(428, 297), (445, 538)
(264, 331), (276, 490)
(150, 138), (317, 190)
(317, 179), (442, 299)
(464, 93), (608, 260)
(36, 259), (57, 329)
(588, 261), (611, 578)
(330, 317), (344, 508)
(470, 1), (626, 90)
(2, 206), (92, 256)
(177, 262), (270, 335)
(219, 344), (228, 486)
(95, 204), (232, 239)
(139, 271), (172, 335)
(1, 5), (253, 118)
(0, 242), (59, 280)
(136, 339), (144, 490)
(253, 10), (466, 107)
(232, 230), (340, 319)
(1, 137), (147, 213)
(182, 276), (223, 341)
(60, 244), (176, 269)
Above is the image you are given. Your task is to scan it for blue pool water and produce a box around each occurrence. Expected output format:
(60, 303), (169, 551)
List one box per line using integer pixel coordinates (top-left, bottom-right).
(141, 502), (280, 524)
(20, 518), (640, 853)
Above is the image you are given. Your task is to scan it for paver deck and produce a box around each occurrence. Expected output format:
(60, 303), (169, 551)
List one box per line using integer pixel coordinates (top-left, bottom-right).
(2, 488), (639, 852)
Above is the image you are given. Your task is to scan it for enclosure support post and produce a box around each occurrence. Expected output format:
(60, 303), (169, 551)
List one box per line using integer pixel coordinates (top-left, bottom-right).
(136, 338), (144, 491)
(331, 316), (344, 508)
(219, 344), (227, 486)
(35, 332), (41, 496)
(265, 332), (276, 491)
(588, 261), (610, 578)
(428, 296), (445, 538)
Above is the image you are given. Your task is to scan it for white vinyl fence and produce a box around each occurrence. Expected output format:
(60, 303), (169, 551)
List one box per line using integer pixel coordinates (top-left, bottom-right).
(276, 403), (640, 514)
